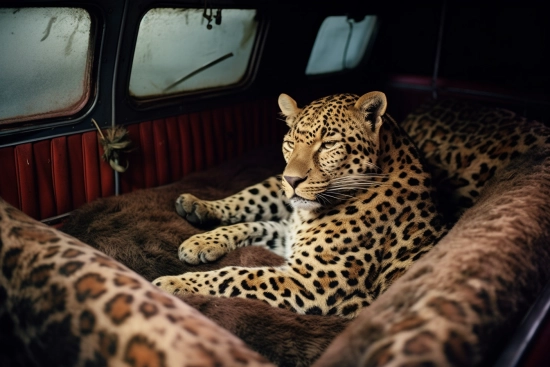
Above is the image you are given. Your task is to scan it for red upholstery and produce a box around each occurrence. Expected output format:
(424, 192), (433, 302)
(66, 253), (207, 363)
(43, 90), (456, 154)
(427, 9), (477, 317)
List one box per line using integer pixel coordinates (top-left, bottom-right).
(33, 140), (56, 219)
(0, 146), (18, 214)
(119, 99), (284, 194)
(51, 137), (71, 215)
(0, 133), (115, 221)
(0, 97), (284, 220)
(15, 144), (38, 219)
(66, 134), (87, 210)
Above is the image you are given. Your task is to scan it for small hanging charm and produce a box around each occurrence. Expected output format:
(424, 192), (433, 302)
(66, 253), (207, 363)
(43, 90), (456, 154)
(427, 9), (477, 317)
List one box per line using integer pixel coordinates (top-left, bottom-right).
(92, 119), (133, 173)
(203, 1), (213, 29)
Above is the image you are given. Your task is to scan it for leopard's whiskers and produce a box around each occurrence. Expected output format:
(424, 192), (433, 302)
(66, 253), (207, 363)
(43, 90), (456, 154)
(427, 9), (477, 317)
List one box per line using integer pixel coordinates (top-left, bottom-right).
(315, 173), (388, 206)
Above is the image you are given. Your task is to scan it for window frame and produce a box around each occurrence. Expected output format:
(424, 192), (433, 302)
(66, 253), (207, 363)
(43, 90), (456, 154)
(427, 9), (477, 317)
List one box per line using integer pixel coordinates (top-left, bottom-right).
(124, 5), (268, 110)
(0, 5), (103, 137)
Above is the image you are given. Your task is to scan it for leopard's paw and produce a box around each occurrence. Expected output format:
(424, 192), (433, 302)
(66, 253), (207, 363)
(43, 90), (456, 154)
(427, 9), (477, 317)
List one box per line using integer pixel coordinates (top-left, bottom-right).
(152, 275), (195, 295)
(179, 234), (229, 264)
(175, 193), (221, 227)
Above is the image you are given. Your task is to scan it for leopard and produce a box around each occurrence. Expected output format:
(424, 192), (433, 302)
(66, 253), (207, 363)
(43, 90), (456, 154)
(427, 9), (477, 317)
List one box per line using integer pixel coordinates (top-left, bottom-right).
(153, 91), (449, 318)
(0, 197), (272, 367)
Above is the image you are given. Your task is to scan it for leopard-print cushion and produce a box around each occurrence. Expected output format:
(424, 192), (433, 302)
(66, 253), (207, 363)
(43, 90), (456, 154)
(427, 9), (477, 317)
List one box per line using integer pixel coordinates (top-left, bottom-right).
(402, 99), (550, 222)
(0, 198), (271, 367)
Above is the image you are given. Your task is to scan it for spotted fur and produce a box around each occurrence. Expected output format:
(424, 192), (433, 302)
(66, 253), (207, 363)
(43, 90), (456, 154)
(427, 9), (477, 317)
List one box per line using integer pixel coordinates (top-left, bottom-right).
(154, 92), (448, 318)
(402, 99), (550, 221)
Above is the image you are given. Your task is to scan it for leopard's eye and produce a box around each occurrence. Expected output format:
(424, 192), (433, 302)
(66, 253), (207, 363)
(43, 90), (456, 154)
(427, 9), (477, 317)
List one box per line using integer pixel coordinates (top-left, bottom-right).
(283, 140), (295, 151)
(319, 141), (337, 151)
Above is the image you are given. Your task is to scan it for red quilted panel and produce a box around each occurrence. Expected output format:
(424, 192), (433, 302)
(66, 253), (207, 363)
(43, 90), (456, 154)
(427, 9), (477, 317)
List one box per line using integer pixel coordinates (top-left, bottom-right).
(67, 134), (87, 210)
(202, 110), (217, 168)
(139, 120), (158, 189)
(3, 97), (283, 219)
(212, 108), (228, 162)
(33, 140), (56, 219)
(117, 98), (284, 194)
(189, 112), (205, 172)
(0, 147), (19, 209)
(120, 124), (145, 193)
(165, 117), (182, 182)
(177, 114), (195, 176)
(51, 137), (72, 215)
(152, 119), (170, 186)
(82, 132), (102, 203)
(98, 138), (115, 199)
(14, 144), (38, 219)
(219, 108), (236, 162)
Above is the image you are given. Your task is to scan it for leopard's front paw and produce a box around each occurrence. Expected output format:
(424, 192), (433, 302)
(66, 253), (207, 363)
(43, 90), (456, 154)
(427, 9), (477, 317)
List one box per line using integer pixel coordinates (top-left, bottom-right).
(153, 275), (195, 295)
(175, 193), (221, 227)
(179, 234), (230, 264)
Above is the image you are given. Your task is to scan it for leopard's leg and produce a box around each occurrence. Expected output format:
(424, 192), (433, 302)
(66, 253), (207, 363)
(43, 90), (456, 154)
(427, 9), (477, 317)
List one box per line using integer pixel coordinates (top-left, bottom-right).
(176, 176), (291, 226)
(179, 220), (289, 264)
(153, 266), (321, 314)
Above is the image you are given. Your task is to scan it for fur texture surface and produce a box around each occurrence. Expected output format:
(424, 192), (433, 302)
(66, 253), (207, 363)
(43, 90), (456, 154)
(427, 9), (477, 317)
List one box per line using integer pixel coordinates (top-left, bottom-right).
(180, 294), (350, 367)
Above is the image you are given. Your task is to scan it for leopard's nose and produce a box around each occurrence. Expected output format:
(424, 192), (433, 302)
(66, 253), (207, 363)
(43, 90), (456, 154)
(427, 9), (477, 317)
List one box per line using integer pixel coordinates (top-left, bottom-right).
(284, 175), (307, 189)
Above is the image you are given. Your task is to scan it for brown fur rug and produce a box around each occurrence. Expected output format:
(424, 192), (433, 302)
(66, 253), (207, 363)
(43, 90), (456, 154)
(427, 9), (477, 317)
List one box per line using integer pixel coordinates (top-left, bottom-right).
(61, 145), (287, 281)
(61, 144), (349, 367)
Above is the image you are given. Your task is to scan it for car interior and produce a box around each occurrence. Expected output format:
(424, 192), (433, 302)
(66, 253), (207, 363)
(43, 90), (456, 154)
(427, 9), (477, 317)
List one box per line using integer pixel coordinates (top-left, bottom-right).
(1, 0), (549, 366)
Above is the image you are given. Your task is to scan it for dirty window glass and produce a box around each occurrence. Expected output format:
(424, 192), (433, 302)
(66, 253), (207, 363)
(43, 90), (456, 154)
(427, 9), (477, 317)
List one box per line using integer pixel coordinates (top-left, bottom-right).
(0, 8), (93, 124)
(130, 8), (258, 98)
(306, 15), (377, 75)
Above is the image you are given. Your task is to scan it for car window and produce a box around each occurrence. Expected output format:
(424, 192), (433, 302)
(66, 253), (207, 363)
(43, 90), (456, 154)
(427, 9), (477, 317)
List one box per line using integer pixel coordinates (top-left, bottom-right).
(129, 8), (259, 99)
(0, 7), (93, 125)
(306, 15), (377, 75)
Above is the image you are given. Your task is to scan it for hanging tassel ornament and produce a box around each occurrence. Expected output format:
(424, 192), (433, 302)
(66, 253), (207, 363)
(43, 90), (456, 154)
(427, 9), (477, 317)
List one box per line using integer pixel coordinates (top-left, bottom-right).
(202, 0), (222, 29)
(92, 119), (133, 173)
(203, 0), (213, 29)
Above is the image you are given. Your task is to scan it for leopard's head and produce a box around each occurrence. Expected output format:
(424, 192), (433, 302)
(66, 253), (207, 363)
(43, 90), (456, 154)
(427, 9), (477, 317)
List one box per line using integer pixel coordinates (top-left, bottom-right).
(279, 92), (387, 210)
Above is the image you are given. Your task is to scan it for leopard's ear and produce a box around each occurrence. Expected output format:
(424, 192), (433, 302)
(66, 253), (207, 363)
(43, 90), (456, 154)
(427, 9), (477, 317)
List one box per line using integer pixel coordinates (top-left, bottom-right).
(278, 93), (301, 127)
(354, 91), (387, 133)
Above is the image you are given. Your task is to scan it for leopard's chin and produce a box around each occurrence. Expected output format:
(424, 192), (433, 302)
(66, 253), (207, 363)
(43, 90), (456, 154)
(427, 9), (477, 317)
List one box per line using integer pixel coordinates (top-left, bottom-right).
(289, 195), (322, 211)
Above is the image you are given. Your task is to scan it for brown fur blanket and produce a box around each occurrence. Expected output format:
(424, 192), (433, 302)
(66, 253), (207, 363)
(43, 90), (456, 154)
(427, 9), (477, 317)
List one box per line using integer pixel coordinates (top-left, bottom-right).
(62, 145), (287, 281)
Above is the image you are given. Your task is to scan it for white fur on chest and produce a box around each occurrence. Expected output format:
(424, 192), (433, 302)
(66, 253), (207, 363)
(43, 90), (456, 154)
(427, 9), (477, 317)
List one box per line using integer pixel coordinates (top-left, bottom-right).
(284, 208), (321, 259)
